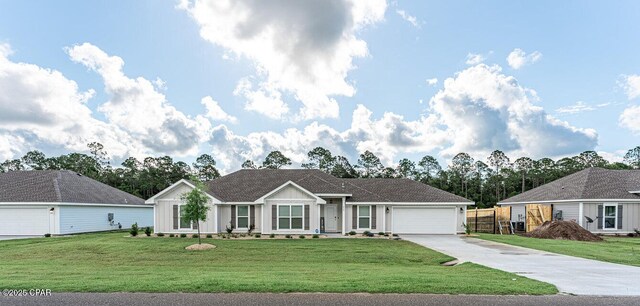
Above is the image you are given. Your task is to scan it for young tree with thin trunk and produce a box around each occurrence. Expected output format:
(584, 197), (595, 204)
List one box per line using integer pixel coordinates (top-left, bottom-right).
(181, 179), (210, 245)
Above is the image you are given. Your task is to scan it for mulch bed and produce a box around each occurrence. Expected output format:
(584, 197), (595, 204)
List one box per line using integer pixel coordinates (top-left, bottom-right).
(523, 220), (603, 241)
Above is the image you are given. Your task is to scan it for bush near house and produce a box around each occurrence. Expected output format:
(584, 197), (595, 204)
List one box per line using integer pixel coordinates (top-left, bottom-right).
(129, 223), (139, 237)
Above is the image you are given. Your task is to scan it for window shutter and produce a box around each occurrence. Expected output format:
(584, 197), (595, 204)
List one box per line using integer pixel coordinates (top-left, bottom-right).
(272, 205), (277, 230)
(352, 206), (357, 229)
(250, 205), (256, 228)
(304, 204), (310, 230)
(597, 204), (603, 229)
(618, 205), (623, 229)
(371, 205), (377, 229)
(172, 205), (179, 230)
(231, 205), (236, 228)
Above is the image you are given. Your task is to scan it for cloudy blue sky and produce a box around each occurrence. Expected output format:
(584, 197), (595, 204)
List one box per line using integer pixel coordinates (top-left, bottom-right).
(1, 0), (639, 171)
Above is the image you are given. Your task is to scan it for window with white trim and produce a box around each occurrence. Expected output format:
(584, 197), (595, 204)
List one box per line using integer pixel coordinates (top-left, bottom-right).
(237, 205), (249, 229)
(358, 205), (371, 229)
(179, 205), (192, 229)
(603, 204), (617, 229)
(278, 204), (303, 230)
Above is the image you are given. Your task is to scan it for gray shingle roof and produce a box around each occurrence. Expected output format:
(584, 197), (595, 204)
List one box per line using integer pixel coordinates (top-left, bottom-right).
(0, 170), (145, 205)
(344, 178), (472, 203)
(205, 169), (472, 203)
(499, 167), (640, 204)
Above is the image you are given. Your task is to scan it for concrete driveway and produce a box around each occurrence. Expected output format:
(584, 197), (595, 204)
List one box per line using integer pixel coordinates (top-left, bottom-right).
(402, 235), (640, 296)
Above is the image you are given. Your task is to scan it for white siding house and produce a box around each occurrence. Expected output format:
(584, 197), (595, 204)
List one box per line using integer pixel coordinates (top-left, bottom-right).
(0, 170), (152, 236)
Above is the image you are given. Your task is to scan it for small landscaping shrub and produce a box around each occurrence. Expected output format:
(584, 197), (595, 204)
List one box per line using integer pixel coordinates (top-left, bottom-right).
(392, 234), (399, 237)
(348, 231), (356, 236)
(157, 233), (165, 237)
(378, 232), (385, 236)
(366, 232), (375, 237)
(169, 234), (175, 238)
(180, 233), (187, 238)
(225, 224), (234, 234)
(247, 224), (255, 235)
(285, 234), (292, 239)
(463, 222), (471, 235)
(312, 234), (319, 239)
(634, 228), (640, 236)
(44, 233), (51, 238)
(254, 234), (261, 238)
(144, 227), (152, 237)
(627, 233), (636, 237)
(269, 233), (275, 238)
(363, 230), (371, 236)
(129, 223), (139, 237)
(384, 233), (389, 237)
(192, 234), (199, 238)
(299, 235), (306, 239)
(206, 234), (213, 238)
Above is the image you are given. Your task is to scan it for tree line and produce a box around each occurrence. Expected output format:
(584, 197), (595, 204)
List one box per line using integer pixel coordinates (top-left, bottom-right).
(2, 142), (639, 207)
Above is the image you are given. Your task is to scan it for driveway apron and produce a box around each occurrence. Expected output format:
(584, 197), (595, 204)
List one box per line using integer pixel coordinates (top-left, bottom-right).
(402, 235), (640, 296)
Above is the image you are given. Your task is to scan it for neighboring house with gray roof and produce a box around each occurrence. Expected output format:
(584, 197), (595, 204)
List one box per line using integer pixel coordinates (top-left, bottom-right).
(0, 170), (152, 236)
(498, 167), (640, 233)
(147, 169), (473, 235)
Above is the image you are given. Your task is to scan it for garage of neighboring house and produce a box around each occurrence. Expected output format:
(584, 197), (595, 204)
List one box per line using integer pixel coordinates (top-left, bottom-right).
(0, 170), (152, 236)
(392, 207), (457, 234)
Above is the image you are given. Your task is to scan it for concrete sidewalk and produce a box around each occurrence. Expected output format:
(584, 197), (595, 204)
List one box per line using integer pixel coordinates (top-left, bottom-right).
(402, 235), (640, 296)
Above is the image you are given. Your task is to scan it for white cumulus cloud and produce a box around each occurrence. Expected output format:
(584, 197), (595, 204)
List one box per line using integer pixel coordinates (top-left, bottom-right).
(426, 78), (438, 86)
(620, 74), (640, 100)
(465, 53), (486, 65)
(507, 48), (542, 69)
(396, 9), (420, 28)
(201, 96), (237, 123)
(620, 105), (640, 134)
(66, 43), (211, 156)
(430, 64), (597, 158)
(178, 0), (386, 121)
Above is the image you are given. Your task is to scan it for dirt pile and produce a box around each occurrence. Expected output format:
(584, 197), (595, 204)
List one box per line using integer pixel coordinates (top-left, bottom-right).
(523, 220), (603, 241)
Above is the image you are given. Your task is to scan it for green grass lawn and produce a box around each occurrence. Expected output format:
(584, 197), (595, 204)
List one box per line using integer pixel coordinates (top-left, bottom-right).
(478, 234), (640, 267)
(0, 232), (556, 294)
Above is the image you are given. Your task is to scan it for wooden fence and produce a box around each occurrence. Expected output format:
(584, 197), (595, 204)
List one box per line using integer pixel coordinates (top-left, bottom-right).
(466, 207), (511, 234)
(525, 204), (552, 232)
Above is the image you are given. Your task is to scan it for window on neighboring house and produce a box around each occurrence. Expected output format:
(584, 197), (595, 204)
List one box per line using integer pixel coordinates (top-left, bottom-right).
(603, 204), (617, 229)
(237, 205), (249, 229)
(278, 205), (303, 230)
(179, 205), (191, 229)
(358, 205), (371, 229)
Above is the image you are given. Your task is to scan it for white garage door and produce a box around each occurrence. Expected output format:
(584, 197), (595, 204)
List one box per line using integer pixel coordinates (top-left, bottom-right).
(392, 207), (456, 234)
(0, 207), (50, 235)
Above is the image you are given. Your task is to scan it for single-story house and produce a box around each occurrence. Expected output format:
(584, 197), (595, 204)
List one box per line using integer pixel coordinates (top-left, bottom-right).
(0, 170), (152, 236)
(498, 167), (640, 234)
(146, 169), (473, 235)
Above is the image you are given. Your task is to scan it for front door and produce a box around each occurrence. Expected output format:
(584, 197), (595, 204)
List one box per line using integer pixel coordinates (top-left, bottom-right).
(325, 204), (338, 232)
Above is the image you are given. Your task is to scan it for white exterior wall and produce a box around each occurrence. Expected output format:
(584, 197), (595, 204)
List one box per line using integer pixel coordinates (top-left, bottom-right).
(152, 182), (217, 234)
(262, 184), (319, 234)
(345, 204), (384, 233)
(553, 203), (580, 223)
(218, 204), (262, 233)
(584, 202), (640, 233)
(58, 205), (152, 235)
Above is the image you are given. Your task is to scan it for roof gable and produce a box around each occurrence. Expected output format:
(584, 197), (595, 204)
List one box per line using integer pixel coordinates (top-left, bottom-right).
(255, 181), (326, 203)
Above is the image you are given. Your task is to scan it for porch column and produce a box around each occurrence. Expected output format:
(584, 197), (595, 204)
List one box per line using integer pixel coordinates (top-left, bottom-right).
(341, 197), (346, 235)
